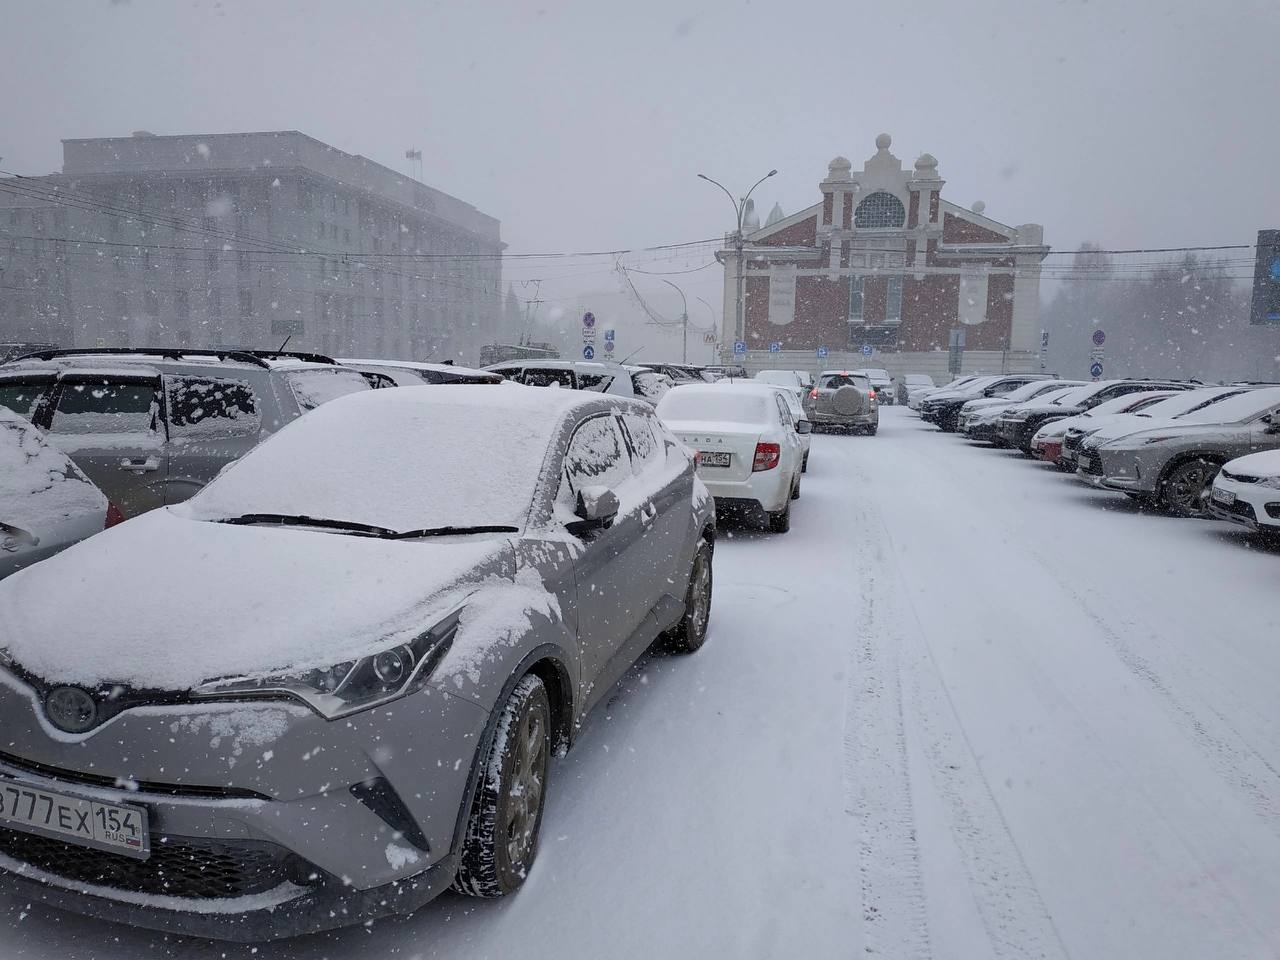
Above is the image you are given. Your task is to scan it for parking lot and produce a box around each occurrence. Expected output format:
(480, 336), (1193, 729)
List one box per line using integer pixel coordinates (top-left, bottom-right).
(4, 405), (1278, 959)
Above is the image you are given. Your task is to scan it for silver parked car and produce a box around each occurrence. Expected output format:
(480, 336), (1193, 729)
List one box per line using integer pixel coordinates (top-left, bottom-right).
(0, 409), (113, 579)
(803, 370), (879, 434)
(0, 348), (374, 518)
(1078, 386), (1280, 515)
(0, 384), (715, 940)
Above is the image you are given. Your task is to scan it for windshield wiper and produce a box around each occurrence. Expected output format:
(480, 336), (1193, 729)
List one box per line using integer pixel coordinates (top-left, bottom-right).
(216, 515), (518, 540)
(216, 514), (398, 537)
(387, 525), (519, 540)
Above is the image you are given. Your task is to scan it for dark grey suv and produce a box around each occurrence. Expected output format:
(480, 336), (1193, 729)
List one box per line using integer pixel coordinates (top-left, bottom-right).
(0, 348), (374, 518)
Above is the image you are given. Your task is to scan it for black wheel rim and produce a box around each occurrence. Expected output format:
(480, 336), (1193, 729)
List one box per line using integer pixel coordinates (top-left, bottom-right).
(1168, 462), (1212, 515)
(504, 706), (546, 867)
(689, 552), (711, 639)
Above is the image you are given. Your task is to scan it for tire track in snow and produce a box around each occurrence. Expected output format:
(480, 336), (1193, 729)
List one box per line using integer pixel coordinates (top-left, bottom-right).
(838, 435), (1069, 960)
(842, 523), (933, 960)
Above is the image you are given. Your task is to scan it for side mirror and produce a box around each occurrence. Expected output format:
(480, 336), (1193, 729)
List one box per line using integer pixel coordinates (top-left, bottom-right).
(796, 419), (813, 435)
(566, 485), (620, 537)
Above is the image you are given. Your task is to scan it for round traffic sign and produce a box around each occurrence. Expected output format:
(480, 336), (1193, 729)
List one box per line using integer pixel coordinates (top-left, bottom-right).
(1092, 329), (1106, 346)
(1090, 361), (1104, 378)
(603, 340), (615, 353)
(582, 312), (596, 328)
(583, 344), (595, 360)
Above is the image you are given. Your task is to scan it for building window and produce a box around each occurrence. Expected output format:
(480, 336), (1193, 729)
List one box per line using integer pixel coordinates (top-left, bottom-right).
(854, 191), (906, 229)
(237, 248), (251, 272)
(175, 290), (190, 319)
(144, 290), (159, 316)
(848, 276), (864, 323)
(959, 267), (988, 326)
(207, 288), (221, 322)
(115, 291), (128, 320)
(886, 277), (902, 324)
(239, 289), (253, 318)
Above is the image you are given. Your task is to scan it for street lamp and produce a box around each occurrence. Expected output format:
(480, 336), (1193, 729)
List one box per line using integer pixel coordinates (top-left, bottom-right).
(695, 296), (719, 362)
(661, 278), (689, 363)
(697, 168), (777, 360)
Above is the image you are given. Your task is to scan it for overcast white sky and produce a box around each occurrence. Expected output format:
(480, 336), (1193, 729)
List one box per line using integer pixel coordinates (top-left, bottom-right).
(2, 0), (1277, 357)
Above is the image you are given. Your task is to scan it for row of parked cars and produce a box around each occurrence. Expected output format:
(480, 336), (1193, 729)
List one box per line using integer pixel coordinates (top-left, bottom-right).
(0, 342), (853, 940)
(911, 372), (1280, 535)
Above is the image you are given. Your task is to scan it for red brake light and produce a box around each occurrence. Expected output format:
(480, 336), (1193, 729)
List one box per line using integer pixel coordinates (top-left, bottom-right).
(867, 388), (876, 399)
(692, 450), (702, 467)
(752, 442), (781, 472)
(104, 502), (126, 528)
(809, 387), (819, 399)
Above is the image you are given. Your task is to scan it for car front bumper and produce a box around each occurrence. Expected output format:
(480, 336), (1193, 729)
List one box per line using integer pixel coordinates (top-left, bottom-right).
(1208, 476), (1280, 532)
(0, 668), (488, 939)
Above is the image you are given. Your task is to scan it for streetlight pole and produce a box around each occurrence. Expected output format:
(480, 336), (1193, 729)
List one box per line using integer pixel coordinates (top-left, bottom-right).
(661, 279), (689, 363)
(697, 169), (776, 361)
(695, 296), (718, 362)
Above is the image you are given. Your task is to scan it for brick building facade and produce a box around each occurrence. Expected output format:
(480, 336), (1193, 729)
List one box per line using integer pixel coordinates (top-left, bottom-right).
(717, 135), (1048, 380)
(0, 131), (503, 361)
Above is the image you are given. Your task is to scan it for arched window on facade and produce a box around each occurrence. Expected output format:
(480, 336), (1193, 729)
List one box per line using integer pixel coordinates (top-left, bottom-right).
(853, 192), (906, 228)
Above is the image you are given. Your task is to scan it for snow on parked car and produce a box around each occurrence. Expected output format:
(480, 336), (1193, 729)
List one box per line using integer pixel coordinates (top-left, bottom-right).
(0, 409), (114, 579)
(0, 384), (715, 940)
(1208, 448), (1280, 537)
(657, 382), (806, 532)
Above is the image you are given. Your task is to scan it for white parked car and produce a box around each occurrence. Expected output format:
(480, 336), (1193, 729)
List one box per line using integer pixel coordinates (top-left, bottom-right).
(899, 373), (935, 405)
(720, 378), (812, 473)
(850, 368), (893, 403)
(753, 369), (813, 404)
(338, 358), (502, 386)
(0, 409), (114, 579)
(626, 366), (674, 404)
(656, 383), (807, 532)
(1209, 448), (1280, 537)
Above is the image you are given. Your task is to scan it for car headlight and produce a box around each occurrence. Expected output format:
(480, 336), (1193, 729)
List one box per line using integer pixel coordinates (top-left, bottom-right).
(193, 612), (460, 719)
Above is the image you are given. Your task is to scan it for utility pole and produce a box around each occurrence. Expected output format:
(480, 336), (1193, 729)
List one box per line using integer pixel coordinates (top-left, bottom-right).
(661, 278), (689, 363)
(697, 168), (777, 359)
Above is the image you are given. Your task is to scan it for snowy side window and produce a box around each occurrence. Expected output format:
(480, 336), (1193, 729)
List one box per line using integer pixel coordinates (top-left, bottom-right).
(284, 368), (374, 412)
(577, 373), (615, 393)
(620, 413), (663, 475)
(0, 379), (52, 420)
(165, 377), (261, 440)
(48, 378), (159, 436)
(563, 415), (633, 496)
(524, 368), (576, 388)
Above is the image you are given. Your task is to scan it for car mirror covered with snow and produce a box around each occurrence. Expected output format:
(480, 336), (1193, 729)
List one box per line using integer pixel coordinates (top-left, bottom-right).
(569, 484), (619, 535)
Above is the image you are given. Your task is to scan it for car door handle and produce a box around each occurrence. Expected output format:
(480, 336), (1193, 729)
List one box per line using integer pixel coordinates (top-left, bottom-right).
(120, 456), (160, 473)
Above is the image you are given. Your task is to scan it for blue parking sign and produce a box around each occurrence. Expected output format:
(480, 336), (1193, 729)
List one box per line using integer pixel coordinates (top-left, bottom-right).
(817, 346), (829, 359)
(860, 344), (874, 357)
(733, 340), (747, 355)
(769, 342), (782, 353)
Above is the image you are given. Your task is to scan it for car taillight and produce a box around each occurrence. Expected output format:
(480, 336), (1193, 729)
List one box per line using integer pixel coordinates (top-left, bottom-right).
(753, 442), (780, 472)
(692, 450), (702, 467)
(868, 389), (876, 400)
(809, 388), (818, 399)
(104, 502), (126, 528)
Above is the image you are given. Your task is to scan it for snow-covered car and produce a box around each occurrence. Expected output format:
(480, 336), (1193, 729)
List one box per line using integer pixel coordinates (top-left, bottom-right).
(907, 374), (982, 411)
(719, 378), (813, 473)
(1208, 448), (1280, 536)
(0, 348), (374, 519)
(995, 379), (1193, 453)
(1059, 386), (1246, 470)
(1079, 386), (1280, 516)
(753, 368), (813, 405)
(850, 368), (894, 403)
(637, 362), (713, 384)
(0, 409), (115, 579)
(1029, 389), (1175, 464)
(899, 373), (935, 405)
(958, 379), (1086, 438)
(338, 358), (503, 386)
(626, 366), (674, 404)
(657, 382), (806, 532)
(804, 370), (879, 434)
(484, 359), (644, 400)
(0, 385), (715, 940)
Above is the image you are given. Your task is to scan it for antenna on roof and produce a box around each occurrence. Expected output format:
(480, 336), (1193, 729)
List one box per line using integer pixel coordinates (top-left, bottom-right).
(277, 334), (292, 353)
(619, 346), (644, 364)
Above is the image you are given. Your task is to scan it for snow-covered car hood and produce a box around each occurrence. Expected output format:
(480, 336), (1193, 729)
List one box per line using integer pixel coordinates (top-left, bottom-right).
(1222, 448), (1280, 478)
(0, 508), (510, 690)
(1101, 420), (1255, 448)
(961, 397), (1010, 413)
(1086, 415), (1183, 444)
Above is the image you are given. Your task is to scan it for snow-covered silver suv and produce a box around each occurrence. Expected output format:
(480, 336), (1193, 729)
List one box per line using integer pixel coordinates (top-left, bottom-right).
(0, 348), (374, 518)
(804, 370), (879, 434)
(0, 385), (715, 940)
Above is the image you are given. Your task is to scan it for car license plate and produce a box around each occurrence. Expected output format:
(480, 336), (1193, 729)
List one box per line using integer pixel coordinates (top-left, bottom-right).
(700, 451), (731, 468)
(1212, 488), (1236, 506)
(0, 779), (149, 859)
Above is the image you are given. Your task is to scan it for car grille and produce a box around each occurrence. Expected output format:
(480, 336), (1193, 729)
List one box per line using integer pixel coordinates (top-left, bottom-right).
(1220, 468), (1261, 484)
(0, 825), (315, 899)
(1079, 454), (1105, 476)
(1216, 498), (1258, 523)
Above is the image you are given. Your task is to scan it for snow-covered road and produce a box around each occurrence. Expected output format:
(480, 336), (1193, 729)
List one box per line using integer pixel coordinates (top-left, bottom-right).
(5, 406), (1280, 959)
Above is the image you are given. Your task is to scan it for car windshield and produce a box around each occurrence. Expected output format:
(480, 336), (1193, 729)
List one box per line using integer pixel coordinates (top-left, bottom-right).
(1003, 380), (1062, 402)
(182, 388), (559, 532)
(1171, 387), (1280, 424)
(1137, 388), (1244, 419)
(657, 388), (771, 425)
(820, 374), (871, 389)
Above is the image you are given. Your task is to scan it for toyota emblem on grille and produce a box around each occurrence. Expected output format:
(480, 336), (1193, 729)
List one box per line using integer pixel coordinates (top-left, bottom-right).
(45, 686), (98, 734)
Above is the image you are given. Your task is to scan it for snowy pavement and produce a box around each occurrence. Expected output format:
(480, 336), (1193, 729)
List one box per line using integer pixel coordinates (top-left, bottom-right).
(5, 406), (1280, 958)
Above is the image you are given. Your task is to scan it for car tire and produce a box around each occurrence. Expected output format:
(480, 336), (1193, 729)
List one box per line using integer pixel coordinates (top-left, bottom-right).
(767, 496), (792, 533)
(454, 675), (551, 899)
(865, 425), (878, 436)
(1160, 458), (1221, 518)
(791, 476), (801, 500)
(801, 452), (809, 473)
(664, 538), (713, 653)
